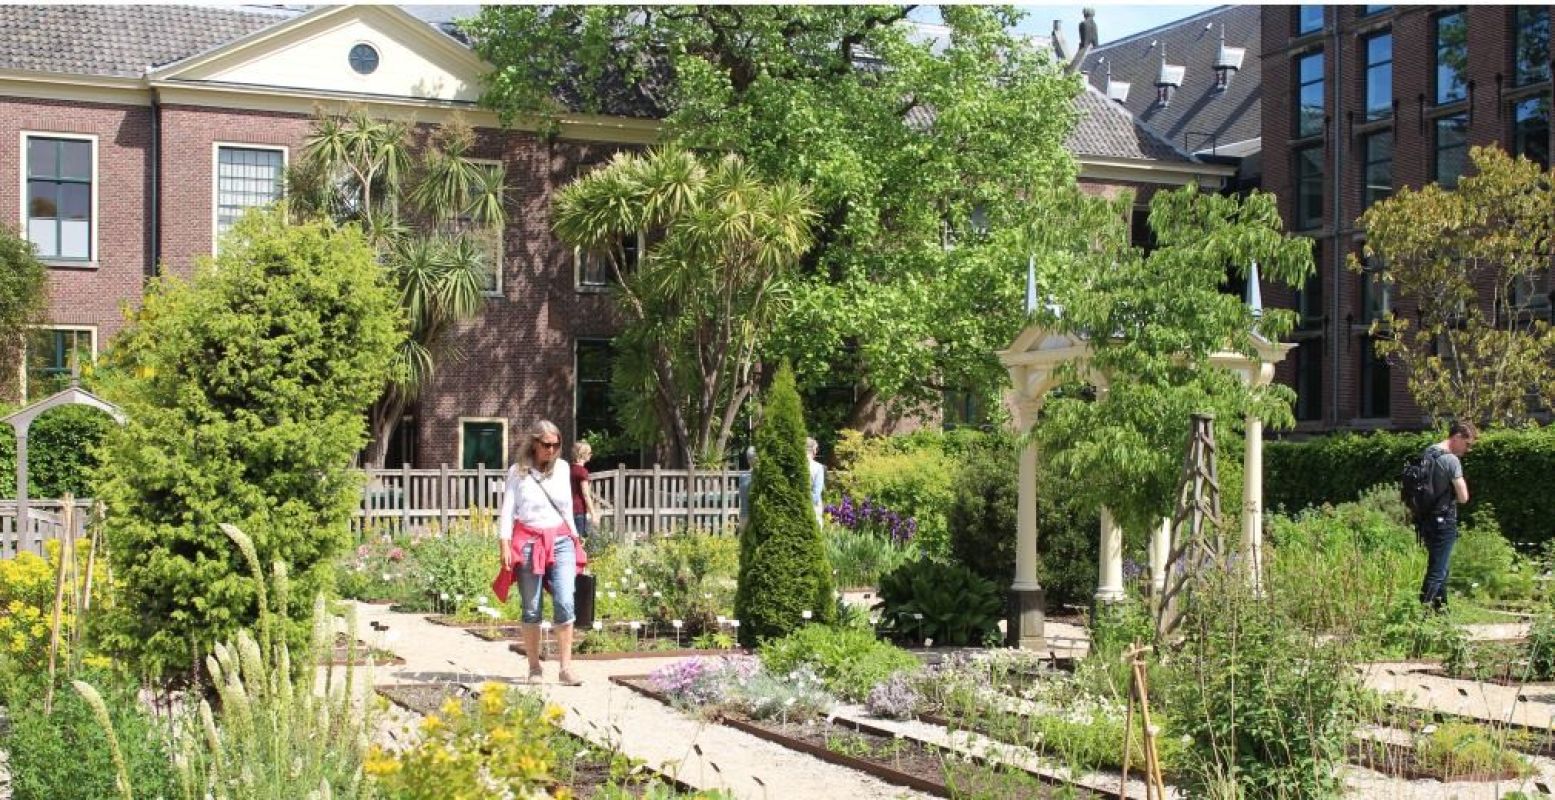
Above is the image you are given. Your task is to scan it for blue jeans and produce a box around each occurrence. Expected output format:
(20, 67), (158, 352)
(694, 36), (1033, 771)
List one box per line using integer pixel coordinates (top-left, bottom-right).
(574, 513), (591, 540)
(517, 535), (576, 625)
(1418, 516), (1459, 609)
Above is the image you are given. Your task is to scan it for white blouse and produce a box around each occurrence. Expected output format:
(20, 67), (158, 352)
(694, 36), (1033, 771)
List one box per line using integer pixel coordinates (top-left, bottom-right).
(497, 460), (577, 542)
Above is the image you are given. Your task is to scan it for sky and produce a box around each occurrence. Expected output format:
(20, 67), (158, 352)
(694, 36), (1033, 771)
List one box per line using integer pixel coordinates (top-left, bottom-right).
(1012, 5), (1217, 46)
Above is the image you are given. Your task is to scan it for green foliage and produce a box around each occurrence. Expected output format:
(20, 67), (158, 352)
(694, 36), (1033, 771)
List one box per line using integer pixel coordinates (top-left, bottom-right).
(0, 404), (115, 499)
(1355, 146), (1555, 426)
(823, 525), (917, 589)
(830, 430), (956, 559)
(1265, 485), (1424, 634)
(0, 223), (48, 394)
(1529, 613), (1555, 680)
(553, 149), (817, 467)
(1414, 722), (1533, 780)
(736, 362), (836, 646)
(874, 560), (1003, 647)
(632, 531), (739, 634)
(469, 6), (1082, 421)
(410, 525), (501, 616)
(759, 624), (920, 703)
(1032, 185), (1312, 536)
(1266, 426), (1555, 548)
(1168, 569), (1362, 799)
(946, 441), (1018, 584)
(94, 211), (402, 679)
(3, 669), (179, 800)
(1450, 510), (1535, 602)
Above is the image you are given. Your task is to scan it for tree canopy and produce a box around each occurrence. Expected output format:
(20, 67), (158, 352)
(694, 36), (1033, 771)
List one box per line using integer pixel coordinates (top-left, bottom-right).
(1355, 145), (1555, 427)
(0, 224), (49, 400)
(553, 148), (817, 466)
(1030, 185), (1315, 536)
(467, 5), (1082, 424)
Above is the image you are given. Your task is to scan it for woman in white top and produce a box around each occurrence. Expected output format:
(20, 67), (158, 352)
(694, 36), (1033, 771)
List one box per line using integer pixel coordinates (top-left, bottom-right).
(498, 419), (588, 685)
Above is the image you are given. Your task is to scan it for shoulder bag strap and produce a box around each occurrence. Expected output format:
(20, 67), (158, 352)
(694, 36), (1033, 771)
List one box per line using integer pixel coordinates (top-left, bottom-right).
(528, 470), (571, 520)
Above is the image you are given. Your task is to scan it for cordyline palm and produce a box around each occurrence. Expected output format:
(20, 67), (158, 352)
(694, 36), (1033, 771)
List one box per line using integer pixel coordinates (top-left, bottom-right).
(554, 148), (817, 467)
(290, 109), (506, 467)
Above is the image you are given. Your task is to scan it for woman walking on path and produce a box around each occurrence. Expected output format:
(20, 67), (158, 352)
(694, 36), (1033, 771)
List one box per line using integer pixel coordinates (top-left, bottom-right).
(570, 441), (596, 544)
(499, 420), (588, 685)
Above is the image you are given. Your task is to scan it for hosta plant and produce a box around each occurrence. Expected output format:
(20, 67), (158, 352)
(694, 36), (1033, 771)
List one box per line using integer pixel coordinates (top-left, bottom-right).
(874, 560), (1003, 647)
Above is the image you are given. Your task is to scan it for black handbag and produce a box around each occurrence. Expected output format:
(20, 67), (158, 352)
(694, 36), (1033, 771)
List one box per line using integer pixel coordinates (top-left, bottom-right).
(574, 573), (597, 629)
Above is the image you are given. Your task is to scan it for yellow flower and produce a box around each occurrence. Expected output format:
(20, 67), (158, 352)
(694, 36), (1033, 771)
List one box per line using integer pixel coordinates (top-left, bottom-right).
(542, 705), (564, 725)
(362, 746), (402, 777)
(440, 696), (465, 719)
(420, 714), (444, 735)
(489, 726), (513, 746)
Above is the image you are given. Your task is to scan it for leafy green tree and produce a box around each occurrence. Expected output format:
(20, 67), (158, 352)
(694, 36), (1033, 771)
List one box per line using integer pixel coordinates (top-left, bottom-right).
(95, 211), (402, 679)
(1032, 184), (1314, 537)
(1354, 145), (1555, 427)
(466, 5), (1081, 425)
(0, 224), (48, 401)
(553, 149), (817, 466)
(736, 361), (836, 647)
(289, 110), (506, 467)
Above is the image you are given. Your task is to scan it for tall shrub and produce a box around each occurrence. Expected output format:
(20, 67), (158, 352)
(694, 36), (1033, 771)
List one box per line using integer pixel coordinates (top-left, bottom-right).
(0, 404), (116, 498)
(1266, 427), (1555, 548)
(0, 223), (48, 396)
(735, 362), (836, 646)
(95, 211), (402, 679)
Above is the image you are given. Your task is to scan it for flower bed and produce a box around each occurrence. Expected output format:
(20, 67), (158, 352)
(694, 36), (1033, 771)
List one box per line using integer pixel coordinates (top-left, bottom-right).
(612, 674), (1100, 799)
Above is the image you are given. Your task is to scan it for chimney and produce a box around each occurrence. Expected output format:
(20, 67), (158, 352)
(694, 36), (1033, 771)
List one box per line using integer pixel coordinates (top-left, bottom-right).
(1050, 19), (1070, 61)
(1104, 60), (1131, 103)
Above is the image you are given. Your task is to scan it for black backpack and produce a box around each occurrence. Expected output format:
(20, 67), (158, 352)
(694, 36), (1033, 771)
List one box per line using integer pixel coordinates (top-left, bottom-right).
(1400, 447), (1443, 523)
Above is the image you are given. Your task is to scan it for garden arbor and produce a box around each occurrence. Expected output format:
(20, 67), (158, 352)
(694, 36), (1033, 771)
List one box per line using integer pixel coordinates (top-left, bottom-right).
(997, 271), (1293, 649)
(2, 378), (124, 535)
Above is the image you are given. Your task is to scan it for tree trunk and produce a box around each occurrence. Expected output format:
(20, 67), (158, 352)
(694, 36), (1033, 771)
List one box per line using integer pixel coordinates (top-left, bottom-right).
(363, 391), (406, 470)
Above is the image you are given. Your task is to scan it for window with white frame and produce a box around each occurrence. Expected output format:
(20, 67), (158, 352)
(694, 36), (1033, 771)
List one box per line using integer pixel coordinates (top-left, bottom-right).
(24, 326), (94, 400)
(576, 233), (641, 289)
(25, 135), (94, 262)
(215, 145), (285, 246)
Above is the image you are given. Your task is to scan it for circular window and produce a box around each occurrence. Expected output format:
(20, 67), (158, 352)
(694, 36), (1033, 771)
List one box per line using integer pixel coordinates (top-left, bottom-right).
(348, 43), (379, 75)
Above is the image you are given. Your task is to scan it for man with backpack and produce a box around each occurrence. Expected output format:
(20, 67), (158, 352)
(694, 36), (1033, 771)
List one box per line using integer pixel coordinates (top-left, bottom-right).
(1405, 420), (1478, 610)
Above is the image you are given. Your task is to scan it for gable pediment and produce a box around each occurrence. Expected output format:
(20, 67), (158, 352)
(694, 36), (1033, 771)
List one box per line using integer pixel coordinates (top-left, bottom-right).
(151, 6), (487, 103)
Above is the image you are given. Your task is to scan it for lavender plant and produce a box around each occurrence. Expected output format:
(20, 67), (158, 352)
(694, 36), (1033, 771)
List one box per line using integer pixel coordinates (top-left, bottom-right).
(864, 671), (921, 720)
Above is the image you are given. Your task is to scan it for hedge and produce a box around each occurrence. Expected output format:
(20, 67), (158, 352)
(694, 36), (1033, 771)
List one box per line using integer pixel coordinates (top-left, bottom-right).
(1265, 427), (1555, 547)
(0, 403), (116, 499)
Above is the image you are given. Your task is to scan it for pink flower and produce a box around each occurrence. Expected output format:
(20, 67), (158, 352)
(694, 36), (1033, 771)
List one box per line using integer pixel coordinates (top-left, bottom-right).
(387, 547), (405, 562)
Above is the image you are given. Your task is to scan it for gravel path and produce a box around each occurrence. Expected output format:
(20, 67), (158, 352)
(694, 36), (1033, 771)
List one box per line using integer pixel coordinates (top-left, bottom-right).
(356, 602), (931, 799)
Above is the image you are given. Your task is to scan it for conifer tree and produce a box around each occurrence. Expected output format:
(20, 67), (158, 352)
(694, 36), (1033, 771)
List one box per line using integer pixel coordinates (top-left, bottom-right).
(735, 361), (836, 647)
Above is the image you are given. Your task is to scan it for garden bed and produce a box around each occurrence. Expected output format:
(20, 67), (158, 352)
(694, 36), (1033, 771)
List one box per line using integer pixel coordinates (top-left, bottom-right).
(1348, 732), (1532, 782)
(326, 633), (404, 666)
(374, 682), (703, 799)
(611, 675), (1103, 799)
(508, 641), (742, 661)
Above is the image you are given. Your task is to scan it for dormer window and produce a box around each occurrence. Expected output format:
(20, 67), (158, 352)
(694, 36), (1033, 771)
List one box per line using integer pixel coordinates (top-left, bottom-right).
(1155, 48), (1185, 107)
(1213, 26), (1244, 92)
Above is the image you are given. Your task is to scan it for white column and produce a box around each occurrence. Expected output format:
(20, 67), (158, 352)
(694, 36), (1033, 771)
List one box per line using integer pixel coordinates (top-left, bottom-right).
(1150, 517), (1171, 596)
(1242, 412), (1265, 593)
(1096, 506), (1125, 602)
(1013, 437), (1040, 591)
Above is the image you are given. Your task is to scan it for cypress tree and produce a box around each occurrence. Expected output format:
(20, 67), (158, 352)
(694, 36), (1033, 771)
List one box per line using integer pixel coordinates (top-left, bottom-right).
(735, 361), (836, 647)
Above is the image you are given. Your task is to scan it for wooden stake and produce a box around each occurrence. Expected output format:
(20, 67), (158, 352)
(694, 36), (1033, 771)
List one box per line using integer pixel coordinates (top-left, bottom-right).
(44, 496), (76, 714)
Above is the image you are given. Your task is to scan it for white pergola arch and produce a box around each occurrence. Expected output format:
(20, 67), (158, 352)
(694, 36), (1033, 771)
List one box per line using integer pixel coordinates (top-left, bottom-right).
(997, 294), (1293, 650)
(2, 383), (125, 533)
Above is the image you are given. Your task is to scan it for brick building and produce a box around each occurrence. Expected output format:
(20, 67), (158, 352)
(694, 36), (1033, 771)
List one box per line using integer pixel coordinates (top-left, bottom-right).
(1260, 5), (1554, 431)
(3, 5), (1240, 466)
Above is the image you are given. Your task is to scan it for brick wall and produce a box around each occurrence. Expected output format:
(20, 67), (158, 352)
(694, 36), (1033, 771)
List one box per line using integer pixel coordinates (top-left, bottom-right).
(0, 97), (151, 344)
(1262, 5), (1555, 433)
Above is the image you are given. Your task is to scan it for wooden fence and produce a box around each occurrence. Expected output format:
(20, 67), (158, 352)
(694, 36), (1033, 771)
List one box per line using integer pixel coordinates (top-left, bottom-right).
(0, 466), (744, 558)
(355, 465), (748, 539)
(0, 499), (95, 559)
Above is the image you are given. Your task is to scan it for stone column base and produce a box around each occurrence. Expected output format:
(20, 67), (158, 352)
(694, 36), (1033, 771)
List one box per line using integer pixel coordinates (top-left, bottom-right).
(1007, 588), (1046, 649)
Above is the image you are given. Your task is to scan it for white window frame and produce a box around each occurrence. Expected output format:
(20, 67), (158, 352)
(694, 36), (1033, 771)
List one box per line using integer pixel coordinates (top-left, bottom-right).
(456, 416), (509, 470)
(463, 156), (505, 298)
(574, 231), (644, 292)
(20, 131), (98, 267)
(19, 324), (97, 401)
(212, 142), (289, 255)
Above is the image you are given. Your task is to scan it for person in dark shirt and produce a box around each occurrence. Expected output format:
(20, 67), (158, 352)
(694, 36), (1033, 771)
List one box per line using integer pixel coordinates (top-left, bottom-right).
(1417, 420), (1477, 610)
(569, 441), (595, 544)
